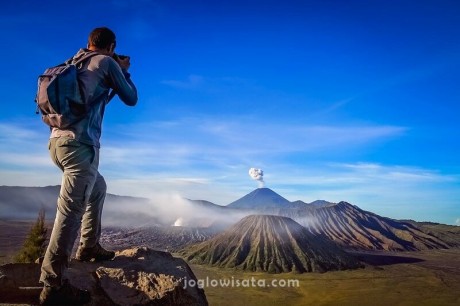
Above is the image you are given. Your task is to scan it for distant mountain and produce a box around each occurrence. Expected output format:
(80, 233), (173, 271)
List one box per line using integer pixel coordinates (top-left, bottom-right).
(227, 188), (291, 209)
(2, 185), (459, 252)
(221, 188), (457, 251)
(400, 220), (460, 248)
(186, 199), (225, 210)
(283, 202), (452, 251)
(0, 185), (61, 219)
(0, 186), (246, 229)
(0, 185), (158, 226)
(290, 199), (336, 209)
(180, 215), (362, 273)
(309, 200), (336, 207)
(227, 188), (335, 210)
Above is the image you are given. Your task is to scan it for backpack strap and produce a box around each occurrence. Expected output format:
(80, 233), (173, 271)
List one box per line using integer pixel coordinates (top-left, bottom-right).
(67, 51), (102, 110)
(67, 51), (116, 108)
(64, 51), (100, 66)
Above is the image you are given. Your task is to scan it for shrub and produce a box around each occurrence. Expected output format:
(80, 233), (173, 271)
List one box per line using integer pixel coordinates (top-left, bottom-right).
(14, 209), (48, 263)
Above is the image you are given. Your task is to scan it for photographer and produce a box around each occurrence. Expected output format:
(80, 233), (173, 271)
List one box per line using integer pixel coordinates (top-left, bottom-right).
(39, 27), (138, 305)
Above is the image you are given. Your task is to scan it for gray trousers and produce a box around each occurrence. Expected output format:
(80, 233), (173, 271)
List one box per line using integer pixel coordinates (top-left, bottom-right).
(40, 137), (107, 287)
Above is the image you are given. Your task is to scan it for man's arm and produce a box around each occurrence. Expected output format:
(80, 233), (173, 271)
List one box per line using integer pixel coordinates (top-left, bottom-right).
(107, 57), (138, 106)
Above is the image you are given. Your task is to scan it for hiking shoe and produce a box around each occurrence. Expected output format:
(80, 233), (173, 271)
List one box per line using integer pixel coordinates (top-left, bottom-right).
(76, 243), (115, 262)
(39, 280), (90, 305)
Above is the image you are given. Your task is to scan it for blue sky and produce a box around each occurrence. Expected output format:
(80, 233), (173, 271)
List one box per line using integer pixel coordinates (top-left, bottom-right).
(0, 0), (459, 225)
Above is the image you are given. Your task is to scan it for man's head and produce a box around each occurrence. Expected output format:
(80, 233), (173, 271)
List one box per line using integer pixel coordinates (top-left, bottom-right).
(87, 27), (116, 55)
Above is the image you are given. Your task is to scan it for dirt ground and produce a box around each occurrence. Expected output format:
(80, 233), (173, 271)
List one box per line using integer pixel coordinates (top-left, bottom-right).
(189, 249), (460, 306)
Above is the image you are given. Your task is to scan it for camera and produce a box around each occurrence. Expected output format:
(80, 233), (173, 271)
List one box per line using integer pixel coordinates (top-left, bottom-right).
(112, 53), (128, 61)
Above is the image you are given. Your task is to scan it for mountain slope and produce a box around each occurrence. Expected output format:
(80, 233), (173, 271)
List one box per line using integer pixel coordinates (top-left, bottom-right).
(284, 202), (451, 251)
(180, 215), (362, 273)
(224, 188), (455, 251)
(401, 220), (460, 248)
(227, 188), (291, 209)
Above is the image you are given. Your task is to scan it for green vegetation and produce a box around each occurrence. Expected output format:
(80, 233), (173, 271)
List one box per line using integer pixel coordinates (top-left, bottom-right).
(14, 209), (48, 263)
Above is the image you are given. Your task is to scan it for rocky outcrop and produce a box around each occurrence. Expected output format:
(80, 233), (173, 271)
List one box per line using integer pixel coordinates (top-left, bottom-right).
(0, 247), (208, 306)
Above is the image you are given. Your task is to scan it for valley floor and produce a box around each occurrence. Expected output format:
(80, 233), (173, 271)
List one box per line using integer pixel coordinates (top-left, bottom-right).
(1, 220), (459, 306)
(184, 249), (460, 306)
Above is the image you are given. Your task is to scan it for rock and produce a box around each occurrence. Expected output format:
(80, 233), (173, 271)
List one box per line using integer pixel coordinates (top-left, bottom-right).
(0, 263), (42, 304)
(93, 247), (208, 306)
(0, 247), (208, 306)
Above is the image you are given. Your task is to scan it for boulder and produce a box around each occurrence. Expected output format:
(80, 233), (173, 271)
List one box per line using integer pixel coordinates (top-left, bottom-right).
(0, 247), (208, 306)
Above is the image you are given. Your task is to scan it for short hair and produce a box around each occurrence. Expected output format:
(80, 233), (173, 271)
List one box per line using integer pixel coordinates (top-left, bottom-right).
(88, 27), (116, 49)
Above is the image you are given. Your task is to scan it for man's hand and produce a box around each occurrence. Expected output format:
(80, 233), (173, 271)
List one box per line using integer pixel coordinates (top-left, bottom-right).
(116, 56), (131, 71)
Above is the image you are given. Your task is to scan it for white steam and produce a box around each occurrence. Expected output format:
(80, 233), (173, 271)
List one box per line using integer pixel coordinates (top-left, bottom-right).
(249, 168), (265, 188)
(174, 217), (184, 227)
(3, 186), (259, 230)
(101, 192), (248, 229)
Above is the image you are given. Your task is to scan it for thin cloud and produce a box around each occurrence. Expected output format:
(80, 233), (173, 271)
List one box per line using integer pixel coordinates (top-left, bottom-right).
(312, 97), (356, 117)
(2, 118), (456, 218)
(195, 118), (407, 154)
(0, 118), (408, 176)
(94, 118), (410, 203)
(161, 75), (205, 90)
(270, 162), (460, 206)
(0, 122), (45, 140)
(335, 162), (455, 183)
(271, 162), (458, 191)
(0, 122), (51, 169)
(160, 75), (257, 92)
(0, 153), (51, 168)
(0, 169), (60, 187)
(94, 116), (408, 180)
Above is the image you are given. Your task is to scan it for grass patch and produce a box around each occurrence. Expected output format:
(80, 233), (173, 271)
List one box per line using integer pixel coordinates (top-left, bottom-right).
(186, 250), (460, 306)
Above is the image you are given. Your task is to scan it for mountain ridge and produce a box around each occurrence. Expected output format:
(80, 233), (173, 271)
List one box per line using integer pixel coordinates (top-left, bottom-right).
(292, 201), (452, 251)
(180, 214), (363, 273)
(226, 187), (336, 209)
(1, 185), (459, 252)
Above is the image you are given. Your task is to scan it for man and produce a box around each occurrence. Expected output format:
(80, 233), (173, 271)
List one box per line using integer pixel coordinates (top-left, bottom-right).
(39, 27), (138, 305)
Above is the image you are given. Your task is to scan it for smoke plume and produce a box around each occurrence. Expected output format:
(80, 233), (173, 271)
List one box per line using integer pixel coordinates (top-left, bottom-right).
(249, 168), (265, 188)
(174, 217), (185, 227)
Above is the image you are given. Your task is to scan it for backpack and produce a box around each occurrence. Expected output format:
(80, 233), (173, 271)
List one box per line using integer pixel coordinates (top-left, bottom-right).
(35, 52), (98, 128)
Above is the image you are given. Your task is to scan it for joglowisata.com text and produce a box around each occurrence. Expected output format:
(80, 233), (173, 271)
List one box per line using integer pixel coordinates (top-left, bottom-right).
(182, 276), (300, 289)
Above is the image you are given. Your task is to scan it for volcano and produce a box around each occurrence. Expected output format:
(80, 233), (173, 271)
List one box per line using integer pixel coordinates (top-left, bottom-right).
(226, 188), (291, 209)
(180, 215), (362, 273)
(226, 188), (454, 251)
